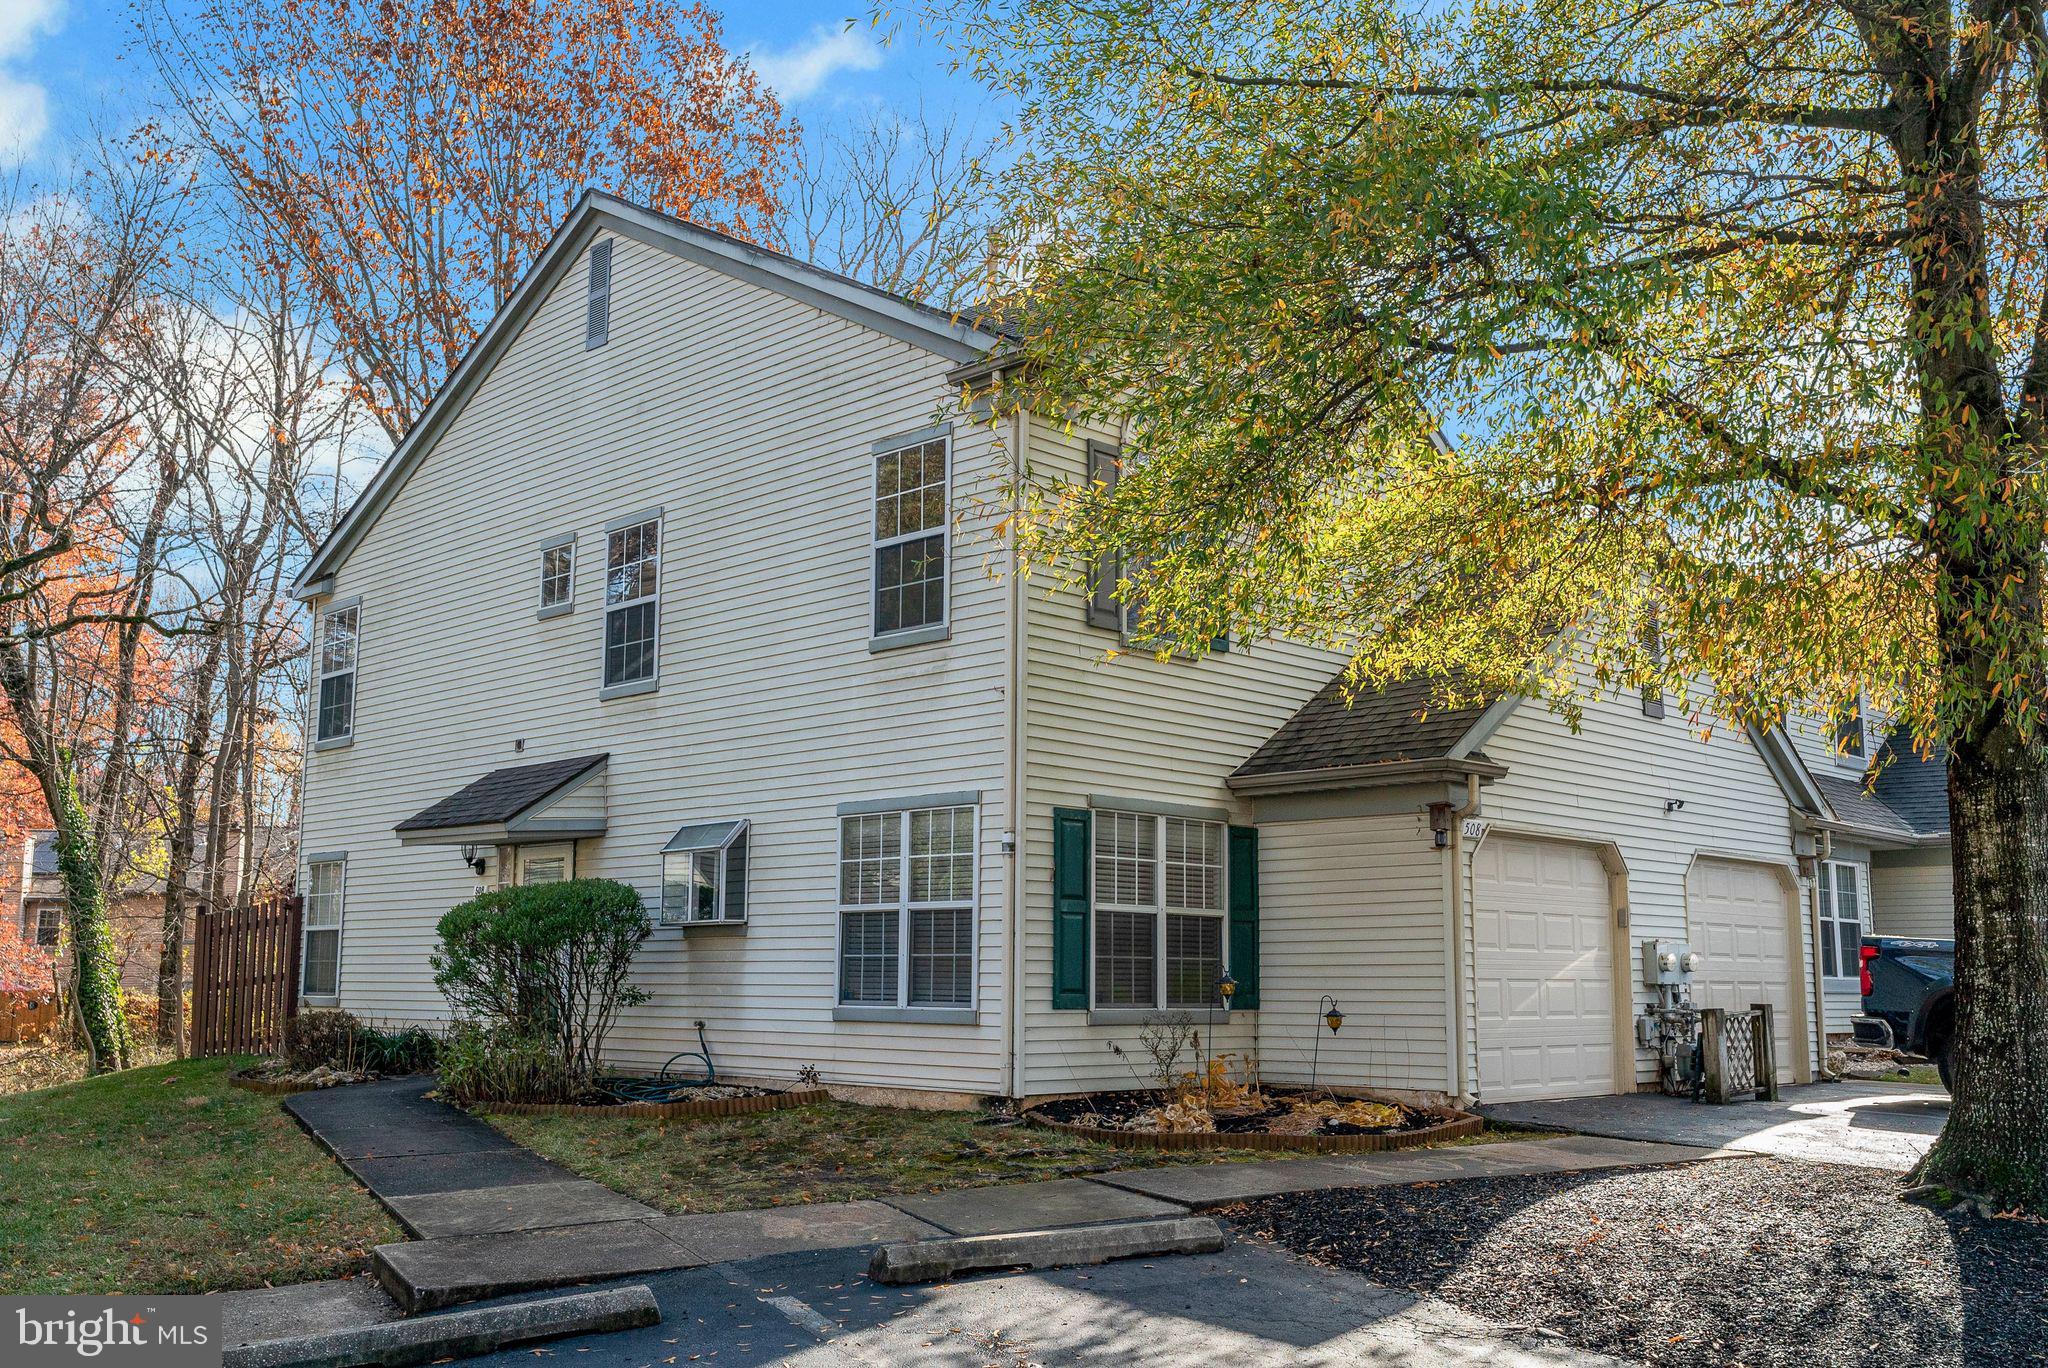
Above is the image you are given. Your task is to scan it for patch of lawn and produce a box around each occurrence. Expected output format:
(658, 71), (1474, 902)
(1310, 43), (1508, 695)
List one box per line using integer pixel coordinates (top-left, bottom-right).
(485, 1102), (1270, 1212)
(0, 1056), (400, 1294)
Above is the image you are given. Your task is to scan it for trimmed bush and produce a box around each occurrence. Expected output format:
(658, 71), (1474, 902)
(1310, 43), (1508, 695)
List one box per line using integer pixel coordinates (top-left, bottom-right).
(284, 1009), (365, 1071)
(431, 878), (650, 1091)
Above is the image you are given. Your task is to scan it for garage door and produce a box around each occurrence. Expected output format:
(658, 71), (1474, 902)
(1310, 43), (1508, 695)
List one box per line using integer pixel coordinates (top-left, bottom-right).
(1688, 858), (1798, 1082)
(1472, 835), (1616, 1102)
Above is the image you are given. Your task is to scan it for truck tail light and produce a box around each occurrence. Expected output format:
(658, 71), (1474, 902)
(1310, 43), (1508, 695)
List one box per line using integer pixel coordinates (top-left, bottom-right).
(1860, 944), (1878, 997)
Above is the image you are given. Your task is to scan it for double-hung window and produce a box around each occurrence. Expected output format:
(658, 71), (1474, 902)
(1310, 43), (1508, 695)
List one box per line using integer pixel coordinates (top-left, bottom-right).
(315, 604), (359, 745)
(538, 536), (575, 616)
(1818, 860), (1866, 979)
(837, 804), (975, 1009)
(603, 516), (659, 691)
(871, 429), (949, 642)
(1094, 809), (1226, 1009)
(302, 858), (345, 999)
(30, 902), (59, 948)
(660, 821), (749, 926)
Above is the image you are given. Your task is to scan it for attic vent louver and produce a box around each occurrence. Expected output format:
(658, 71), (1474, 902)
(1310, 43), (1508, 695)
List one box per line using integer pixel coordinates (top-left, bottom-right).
(586, 238), (613, 348)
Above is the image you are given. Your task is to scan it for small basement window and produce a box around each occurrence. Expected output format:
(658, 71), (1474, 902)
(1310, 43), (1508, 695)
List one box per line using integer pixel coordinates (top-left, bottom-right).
(660, 820), (748, 926)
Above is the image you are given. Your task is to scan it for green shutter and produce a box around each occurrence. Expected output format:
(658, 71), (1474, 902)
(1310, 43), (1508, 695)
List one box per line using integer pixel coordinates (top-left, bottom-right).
(1053, 807), (1092, 1009)
(1227, 825), (1260, 1009)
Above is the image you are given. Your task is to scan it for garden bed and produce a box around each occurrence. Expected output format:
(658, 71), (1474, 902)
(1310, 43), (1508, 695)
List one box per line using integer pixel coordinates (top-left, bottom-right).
(483, 1083), (831, 1120)
(227, 1061), (378, 1094)
(1025, 1088), (1482, 1153)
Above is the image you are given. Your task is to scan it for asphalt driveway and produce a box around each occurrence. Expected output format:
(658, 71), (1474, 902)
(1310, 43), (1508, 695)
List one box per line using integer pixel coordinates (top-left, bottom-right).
(1479, 1080), (1948, 1170)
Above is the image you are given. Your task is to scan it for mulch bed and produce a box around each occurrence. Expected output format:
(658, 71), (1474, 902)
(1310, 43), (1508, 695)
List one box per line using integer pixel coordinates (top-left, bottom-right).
(1025, 1087), (1481, 1154)
(485, 1084), (830, 1120)
(1229, 1156), (2048, 1366)
(1032, 1088), (1440, 1135)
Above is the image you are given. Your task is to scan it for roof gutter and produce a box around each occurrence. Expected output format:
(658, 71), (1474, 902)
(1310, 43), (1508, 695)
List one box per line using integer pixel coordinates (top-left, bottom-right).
(1796, 813), (1951, 849)
(1226, 757), (1508, 797)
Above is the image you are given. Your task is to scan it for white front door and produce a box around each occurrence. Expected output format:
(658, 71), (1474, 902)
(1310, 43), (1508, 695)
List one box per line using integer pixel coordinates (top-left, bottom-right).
(1472, 834), (1617, 1102)
(1688, 858), (1800, 1083)
(516, 842), (575, 886)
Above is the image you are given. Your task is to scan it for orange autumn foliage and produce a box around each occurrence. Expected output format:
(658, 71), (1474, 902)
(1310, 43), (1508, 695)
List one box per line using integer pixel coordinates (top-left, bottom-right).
(159, 0), (795, 439)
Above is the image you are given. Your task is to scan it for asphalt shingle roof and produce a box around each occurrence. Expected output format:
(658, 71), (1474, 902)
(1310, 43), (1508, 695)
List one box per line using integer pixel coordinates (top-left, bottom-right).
(1813, 727), (1949, 841)
(1233, 671), (1499, 779)
(395, 754), (608, 833)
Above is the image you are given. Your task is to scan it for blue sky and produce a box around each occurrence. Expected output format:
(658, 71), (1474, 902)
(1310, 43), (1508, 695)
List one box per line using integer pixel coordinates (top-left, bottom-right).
(2, 0), (994, 176)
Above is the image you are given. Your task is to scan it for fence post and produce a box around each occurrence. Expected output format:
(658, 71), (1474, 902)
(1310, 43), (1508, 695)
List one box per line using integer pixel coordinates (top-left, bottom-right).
(1700, 1007), (1728, 1104)
(1751, 1002), (1779, 1100)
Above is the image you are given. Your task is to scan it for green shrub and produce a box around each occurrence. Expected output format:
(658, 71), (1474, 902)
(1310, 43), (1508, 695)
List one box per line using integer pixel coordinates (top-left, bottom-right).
(436, 1022), (580, 1105)
(284, 1009), (365, 1071)
(356, 1023), (440, 1074)
(430, 878), (649, 1088)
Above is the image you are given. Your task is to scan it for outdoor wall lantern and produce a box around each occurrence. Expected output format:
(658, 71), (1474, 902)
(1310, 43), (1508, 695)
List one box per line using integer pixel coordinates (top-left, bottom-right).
(459, 844), (488, 877)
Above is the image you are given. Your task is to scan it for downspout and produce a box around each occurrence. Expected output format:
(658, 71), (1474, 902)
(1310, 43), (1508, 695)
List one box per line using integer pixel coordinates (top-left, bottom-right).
(1003, 395), (1030, 1099)
(1808, 828), (1833, 1078)
(1445, 772), (1481, 1107)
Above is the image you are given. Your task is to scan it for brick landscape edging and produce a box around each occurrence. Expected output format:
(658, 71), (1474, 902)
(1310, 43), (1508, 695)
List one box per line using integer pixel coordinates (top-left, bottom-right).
(482, 1086), (832, 1120)
(1022, 1106), (1484, 1153)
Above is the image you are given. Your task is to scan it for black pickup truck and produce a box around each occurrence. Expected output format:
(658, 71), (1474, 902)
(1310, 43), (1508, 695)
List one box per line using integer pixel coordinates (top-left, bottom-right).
(1851, 936), (1957, 1087)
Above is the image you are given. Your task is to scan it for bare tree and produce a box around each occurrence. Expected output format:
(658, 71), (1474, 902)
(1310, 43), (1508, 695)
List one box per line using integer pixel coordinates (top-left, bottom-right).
(782, 108), (1005, 311)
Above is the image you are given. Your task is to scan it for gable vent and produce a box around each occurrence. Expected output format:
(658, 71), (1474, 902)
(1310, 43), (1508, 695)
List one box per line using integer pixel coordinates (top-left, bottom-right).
(586, 238), (613, 348)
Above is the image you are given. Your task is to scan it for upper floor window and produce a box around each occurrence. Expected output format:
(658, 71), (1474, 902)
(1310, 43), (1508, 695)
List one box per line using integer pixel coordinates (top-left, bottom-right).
(872, 429), (949, 642)
(316, 604), (359, 744)
(539, 537), (575, 615)
(29, 831), (57, 877)
(603, 516), (659, 691)
(586, 238), (613, 348)
(1835, 698), (1866, 762)
(838, 803), (975, 1008)
(29, 901), (59, 948)
(1095, 809), (1226, 1010)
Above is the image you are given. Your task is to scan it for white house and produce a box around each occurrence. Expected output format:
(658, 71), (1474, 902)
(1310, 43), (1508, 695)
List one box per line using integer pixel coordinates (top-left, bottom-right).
(290, 191), (1941, 1108)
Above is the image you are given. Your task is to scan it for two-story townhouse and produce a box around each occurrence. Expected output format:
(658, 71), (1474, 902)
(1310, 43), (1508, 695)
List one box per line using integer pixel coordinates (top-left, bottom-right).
(294, 192), (1869, 1107)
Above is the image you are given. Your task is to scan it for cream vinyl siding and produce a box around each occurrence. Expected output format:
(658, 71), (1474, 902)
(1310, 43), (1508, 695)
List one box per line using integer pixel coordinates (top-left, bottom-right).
(1471, 678), (1820, 1086)
(1872, 854), (1955, 940)
(1014, 419), (1343, 1097)
(298, 232), (1011, 1093)
(1255, 813), (1453, 1099)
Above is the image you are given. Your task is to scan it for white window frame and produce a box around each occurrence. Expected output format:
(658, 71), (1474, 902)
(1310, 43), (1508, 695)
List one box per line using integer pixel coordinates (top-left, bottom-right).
(1818, 859), (1867, 981)
(868, 425), (952, 650)
(600, 511), (661, 698)
(301, 855), (346, 1003)
(537, 534), (576, 618)
(1091, 807), (1229, 1011)
(660, 822), (749, 927)
(833, 800), (978, 1017)
(314, 600), (360, 749)
(1833, 696), (1867, 766)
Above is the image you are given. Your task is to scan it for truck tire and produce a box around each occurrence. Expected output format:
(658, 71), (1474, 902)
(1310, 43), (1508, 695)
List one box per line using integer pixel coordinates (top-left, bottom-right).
(1935, 1038), (1953, 1092)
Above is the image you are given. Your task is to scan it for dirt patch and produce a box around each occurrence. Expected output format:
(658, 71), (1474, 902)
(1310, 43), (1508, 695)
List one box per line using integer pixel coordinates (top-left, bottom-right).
(1031, 1088), (1438, 1137)
(1230, 1156), (2048, 1367)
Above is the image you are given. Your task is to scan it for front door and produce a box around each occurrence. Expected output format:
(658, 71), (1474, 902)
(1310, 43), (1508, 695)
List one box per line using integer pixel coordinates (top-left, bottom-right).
(516, 842), (575, 886)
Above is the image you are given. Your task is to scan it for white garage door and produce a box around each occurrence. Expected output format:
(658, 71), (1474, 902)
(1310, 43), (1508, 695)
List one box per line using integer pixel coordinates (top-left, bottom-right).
(1688, 858), (1798, 1082)
(1473, 835), (1616, 1102)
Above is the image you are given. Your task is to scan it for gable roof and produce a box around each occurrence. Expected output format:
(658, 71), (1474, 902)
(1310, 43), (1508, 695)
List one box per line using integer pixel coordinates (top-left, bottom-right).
(1231, 670), (1506, 787)
(396, 754), (608, 835)
(294, 191), (1002, 599)
(1808, 727), (1949, 844)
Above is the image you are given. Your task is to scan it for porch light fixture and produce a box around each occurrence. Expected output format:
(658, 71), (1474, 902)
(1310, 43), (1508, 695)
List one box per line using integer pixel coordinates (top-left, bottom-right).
(459, 844), (488, 877)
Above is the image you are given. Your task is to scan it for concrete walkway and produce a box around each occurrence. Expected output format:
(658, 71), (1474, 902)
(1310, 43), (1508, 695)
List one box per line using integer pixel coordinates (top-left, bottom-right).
(1479, 1080), (1948, 1172)
(278, 1074), (1730, 1322)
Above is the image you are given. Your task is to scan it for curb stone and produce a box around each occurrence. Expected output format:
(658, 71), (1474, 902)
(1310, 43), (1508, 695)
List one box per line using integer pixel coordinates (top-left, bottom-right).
(866, 1216), (1227, 1285)
(221, 1284), (660, 1368)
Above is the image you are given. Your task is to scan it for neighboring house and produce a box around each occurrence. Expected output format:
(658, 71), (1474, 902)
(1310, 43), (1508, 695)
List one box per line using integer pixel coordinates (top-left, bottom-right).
(11, 826), (287, 998)
(287, 191), (1924, 1108)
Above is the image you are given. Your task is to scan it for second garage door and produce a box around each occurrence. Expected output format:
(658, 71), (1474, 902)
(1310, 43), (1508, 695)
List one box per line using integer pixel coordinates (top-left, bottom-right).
(1472, 835), (1616, 1102)
(1688, 858), (1799, 1083)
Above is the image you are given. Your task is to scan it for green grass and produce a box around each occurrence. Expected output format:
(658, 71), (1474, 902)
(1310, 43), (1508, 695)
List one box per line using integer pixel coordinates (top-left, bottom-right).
(485, 1102), (1553, 1214)
(0, 1056), (401, 1294)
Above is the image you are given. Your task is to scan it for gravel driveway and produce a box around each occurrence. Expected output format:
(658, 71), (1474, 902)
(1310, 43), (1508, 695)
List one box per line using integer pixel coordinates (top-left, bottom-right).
(1228, 1157), (2047, 1366)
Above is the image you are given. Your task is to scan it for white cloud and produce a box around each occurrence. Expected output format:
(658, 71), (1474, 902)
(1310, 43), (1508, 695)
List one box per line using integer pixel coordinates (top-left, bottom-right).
(749, 24), (882, 102)
(0, 0), (61, 165)
(0, 75), (45, 165)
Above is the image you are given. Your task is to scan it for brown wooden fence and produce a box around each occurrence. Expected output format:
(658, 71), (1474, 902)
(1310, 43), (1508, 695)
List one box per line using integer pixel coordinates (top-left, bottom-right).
(189, 893), (302, 1058)
(0, 992), (58, 1044)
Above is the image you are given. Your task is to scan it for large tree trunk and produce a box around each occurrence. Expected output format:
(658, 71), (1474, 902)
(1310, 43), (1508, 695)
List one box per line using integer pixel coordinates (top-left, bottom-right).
(1917, 723), (2048, 1209)
(52, 761), (130, 1072)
